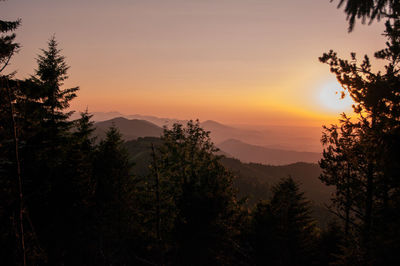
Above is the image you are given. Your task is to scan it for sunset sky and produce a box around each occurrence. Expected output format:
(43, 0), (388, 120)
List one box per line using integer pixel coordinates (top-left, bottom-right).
(3, 0), (386, 126)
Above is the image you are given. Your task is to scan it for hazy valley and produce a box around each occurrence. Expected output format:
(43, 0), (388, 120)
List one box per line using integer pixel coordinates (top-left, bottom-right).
(89, 112), (323, 165)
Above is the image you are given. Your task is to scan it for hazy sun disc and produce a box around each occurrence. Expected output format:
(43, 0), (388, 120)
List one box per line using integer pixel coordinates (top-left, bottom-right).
(317, 82), (354, 113)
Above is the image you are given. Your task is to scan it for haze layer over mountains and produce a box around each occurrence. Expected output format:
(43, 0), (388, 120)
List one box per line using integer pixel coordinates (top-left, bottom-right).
(83, 111), (323, 165)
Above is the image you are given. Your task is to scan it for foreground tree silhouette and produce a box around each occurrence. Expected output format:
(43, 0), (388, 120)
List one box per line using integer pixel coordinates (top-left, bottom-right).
(156, 121), (242, 265)
(320, 1), (400, 264)
(93, 126), (139, 265)
(17, 36), (83, 264)
(0, 10), (26, 266)
(32, 35), (79, 129)
(0, 34), (89, 264)
(250, 177), (316, 266)
(319, 115), (361, 237)
(334, 0), (399, 31)
(0, 13), (20, 73)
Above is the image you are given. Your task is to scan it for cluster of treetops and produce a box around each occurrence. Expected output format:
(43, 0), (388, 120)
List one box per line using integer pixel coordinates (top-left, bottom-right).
(1, 0), (400, 265)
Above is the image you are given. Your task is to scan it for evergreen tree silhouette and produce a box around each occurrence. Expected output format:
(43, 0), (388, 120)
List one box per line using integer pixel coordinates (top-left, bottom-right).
(93, 126), (138, 265)
(321, 1), (400, 263)
(32, 35), (79, 128)
(334, 0), (398, 31)
(250, 177), (316, 266)
(156, 120), (241, 265)
(0, 10), (26, 266)
(0, 14), (20, 73)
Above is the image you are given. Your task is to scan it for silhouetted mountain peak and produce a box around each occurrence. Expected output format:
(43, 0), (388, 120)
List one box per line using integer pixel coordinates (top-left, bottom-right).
(94, 117), (163, 141)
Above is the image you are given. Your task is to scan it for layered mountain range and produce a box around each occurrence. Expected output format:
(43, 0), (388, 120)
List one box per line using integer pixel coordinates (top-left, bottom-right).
(92, 114), (332, 218)
(91, 113), (322, 165)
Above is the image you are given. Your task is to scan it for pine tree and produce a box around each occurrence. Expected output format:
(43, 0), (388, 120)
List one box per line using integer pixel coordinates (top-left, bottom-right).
(93, 126), (138, 265)
(319, 114), (361, 237)
(0, 15), (20, 73)
(334, 0), (398, 31)
(33, 35), (79, 127)
(56, 110), (98, 265)
(156, 120), (241, 265)
(320, 1), (400, 263)
(0, 36), (83, 265)
(0, 12), (27, 266)
(250, 177), (316, 266)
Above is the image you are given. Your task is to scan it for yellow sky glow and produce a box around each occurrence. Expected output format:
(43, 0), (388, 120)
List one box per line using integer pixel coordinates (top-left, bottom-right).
(3, 0), (385, 127)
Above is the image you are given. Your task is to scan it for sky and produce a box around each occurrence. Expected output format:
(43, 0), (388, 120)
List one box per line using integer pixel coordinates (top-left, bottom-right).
(2, 0), (386, 126)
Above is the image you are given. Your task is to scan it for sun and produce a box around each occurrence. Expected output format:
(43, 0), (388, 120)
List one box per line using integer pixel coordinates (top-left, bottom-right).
(316, 81), (354, 113)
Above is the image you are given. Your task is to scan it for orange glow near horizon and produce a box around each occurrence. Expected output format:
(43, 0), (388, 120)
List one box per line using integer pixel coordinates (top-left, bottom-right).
(68, 78), (351, 127)
(3, 0), (385, 127)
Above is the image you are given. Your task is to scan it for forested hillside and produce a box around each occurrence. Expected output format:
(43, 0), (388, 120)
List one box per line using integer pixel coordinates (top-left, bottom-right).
(124, 136), (330, 204)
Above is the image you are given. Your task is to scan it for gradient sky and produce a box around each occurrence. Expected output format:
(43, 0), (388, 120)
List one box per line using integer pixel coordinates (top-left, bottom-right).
(2, 0), (386, 126)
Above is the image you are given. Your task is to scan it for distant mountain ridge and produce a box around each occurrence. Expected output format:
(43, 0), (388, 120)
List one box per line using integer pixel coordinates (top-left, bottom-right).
(71, 111), (188, 127)
(217, 139), (321, 165)
(94, 117), (163, 140)
(199, 120), (266, 144)
(93, 116), (322, 165)
(87, 111), (323, 153)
